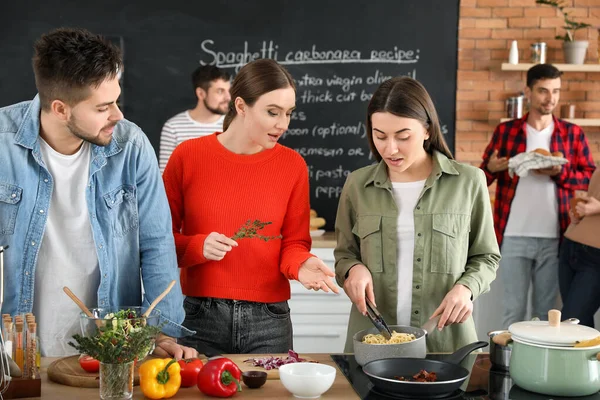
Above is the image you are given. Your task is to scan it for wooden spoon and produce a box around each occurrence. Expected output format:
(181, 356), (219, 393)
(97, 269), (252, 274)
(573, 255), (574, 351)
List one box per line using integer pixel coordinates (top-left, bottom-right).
(63, 286), (94, 318)
(142, 280), (175, 318)
(63, 286), (104, 328)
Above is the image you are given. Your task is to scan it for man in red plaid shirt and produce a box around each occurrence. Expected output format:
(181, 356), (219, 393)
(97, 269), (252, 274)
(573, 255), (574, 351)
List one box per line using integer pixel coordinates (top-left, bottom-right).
(480, 64), (596, 328)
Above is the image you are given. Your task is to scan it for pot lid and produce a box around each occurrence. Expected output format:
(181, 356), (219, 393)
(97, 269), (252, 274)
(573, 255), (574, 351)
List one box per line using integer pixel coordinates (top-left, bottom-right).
(508, 310), (600, 346)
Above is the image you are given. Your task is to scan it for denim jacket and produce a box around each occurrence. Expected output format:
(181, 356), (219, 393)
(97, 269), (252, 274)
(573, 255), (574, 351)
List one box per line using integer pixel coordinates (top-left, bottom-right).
(0, 96), (192, 338)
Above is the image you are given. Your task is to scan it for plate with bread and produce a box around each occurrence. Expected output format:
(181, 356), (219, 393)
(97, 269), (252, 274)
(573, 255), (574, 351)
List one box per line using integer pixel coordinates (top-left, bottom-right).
(507, 148), (569, 178)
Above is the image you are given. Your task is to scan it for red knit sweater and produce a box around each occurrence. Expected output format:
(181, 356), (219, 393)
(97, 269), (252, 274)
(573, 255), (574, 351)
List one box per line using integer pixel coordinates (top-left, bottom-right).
(163, 133), (313, 303)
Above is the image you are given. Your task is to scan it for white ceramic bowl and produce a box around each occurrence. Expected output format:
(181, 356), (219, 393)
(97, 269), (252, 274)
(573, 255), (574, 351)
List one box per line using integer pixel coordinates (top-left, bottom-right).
(279, 362), (336, 398)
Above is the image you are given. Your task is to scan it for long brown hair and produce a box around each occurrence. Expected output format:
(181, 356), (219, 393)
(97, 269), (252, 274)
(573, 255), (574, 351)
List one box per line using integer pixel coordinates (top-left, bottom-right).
(223, 59), (295, 130)
(366, 77), (453, 162)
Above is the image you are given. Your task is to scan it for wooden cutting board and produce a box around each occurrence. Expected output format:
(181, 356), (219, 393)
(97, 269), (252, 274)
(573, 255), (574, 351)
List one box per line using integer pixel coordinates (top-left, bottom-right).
(47, 356), (142, 388)
(48, 353), (316, 386)
(225, 353), (316, 380)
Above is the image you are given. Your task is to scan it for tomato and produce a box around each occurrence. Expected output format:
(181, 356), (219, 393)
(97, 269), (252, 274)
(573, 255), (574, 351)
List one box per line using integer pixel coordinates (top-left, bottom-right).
(178, 358), (204, 387)
(79, 354), (100, 373)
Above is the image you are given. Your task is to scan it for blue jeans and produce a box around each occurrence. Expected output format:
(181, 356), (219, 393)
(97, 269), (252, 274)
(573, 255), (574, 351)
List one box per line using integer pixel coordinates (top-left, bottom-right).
(499, 236), (560, 328)
(179, 297), (293, 354)
(559, 238), (600, 328)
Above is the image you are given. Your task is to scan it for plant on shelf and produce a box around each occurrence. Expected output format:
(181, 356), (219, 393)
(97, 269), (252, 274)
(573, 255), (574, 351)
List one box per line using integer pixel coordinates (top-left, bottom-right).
(535, 0), (591, 64)
(536, 0), (591, 41)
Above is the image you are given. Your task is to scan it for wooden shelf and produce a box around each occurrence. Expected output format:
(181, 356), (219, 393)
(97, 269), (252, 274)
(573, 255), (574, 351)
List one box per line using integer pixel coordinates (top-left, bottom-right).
(500, 118), (600, 126)
(501, 63), (600, 72)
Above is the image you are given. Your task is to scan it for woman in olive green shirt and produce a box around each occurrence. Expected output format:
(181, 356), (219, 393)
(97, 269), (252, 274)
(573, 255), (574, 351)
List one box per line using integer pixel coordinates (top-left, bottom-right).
(334, 77), (500, 353)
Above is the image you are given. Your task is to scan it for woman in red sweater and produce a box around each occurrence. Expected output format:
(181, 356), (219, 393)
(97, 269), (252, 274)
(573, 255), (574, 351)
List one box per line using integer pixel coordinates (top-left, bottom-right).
(163, 59), (339, 354)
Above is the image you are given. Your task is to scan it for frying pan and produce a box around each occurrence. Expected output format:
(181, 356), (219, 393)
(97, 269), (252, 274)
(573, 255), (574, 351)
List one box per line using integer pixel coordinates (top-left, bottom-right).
(362, 341), (488, 398)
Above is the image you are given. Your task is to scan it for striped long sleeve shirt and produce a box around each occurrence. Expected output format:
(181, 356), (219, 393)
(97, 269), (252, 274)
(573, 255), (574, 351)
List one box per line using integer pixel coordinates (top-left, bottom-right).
(159, 111), (224, 173)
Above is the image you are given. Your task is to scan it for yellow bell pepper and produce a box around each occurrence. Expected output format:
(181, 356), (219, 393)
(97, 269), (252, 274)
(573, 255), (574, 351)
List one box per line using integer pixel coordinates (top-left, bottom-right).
(139, 358), (181, 399)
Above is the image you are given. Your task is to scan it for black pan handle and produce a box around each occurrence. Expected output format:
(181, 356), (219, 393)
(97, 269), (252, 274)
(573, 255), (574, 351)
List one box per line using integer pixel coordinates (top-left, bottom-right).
(444, 340), (488, 365)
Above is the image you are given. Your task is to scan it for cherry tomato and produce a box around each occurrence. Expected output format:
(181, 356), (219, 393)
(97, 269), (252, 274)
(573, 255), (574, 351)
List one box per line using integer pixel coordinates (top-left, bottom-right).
(79, 354), (100, 373)
(178, 358), (204, 387)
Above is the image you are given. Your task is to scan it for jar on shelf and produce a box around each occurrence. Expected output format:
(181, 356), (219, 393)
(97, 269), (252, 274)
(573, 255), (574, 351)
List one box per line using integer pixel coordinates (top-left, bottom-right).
(531, 42), (547, 64)
(506, 95), (524, 119)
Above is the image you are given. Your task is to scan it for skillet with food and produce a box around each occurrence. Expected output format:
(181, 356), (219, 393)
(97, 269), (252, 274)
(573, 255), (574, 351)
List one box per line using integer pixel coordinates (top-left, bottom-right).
(362, 341), (488, 398)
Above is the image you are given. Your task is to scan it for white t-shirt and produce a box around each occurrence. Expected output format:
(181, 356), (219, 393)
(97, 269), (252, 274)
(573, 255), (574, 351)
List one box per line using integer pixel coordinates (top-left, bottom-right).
(159, 112), (225, 173)
(391, 180), (426, 325)
(34, 140), (100, 357)
(504, 122), (559, 238)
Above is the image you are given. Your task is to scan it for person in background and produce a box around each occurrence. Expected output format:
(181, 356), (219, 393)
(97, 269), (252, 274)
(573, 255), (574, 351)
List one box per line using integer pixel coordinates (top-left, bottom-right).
(163, 59), (339, 354)
(480, 63), (595, 328)
(560, 167), (600, 328)
(0, 27), (196, 358)
(334, 77), (500, 353)
(159, 65), (231, 173)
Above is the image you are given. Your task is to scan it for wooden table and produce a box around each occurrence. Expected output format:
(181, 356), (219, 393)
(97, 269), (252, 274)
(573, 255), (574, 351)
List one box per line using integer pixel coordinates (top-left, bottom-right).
(35, 354), (359, 399)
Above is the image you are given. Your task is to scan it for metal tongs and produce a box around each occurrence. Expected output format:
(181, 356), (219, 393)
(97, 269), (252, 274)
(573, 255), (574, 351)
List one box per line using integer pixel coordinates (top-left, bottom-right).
(365, 297), (393, 340)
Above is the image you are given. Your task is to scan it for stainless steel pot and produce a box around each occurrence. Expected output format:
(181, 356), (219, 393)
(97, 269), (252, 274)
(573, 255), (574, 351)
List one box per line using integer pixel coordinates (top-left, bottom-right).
(488, 330), (511, 371)
(352, 324), (425, 366)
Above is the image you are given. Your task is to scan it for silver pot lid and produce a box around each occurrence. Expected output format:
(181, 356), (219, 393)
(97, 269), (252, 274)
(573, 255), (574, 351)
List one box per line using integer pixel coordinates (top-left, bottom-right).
(509, 309), (600, 346)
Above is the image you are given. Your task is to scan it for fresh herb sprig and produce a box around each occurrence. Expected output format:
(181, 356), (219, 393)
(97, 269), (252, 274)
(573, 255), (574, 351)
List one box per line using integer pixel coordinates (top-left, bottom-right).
(231, 219), (283, 242)
(69, 308), (162, 364)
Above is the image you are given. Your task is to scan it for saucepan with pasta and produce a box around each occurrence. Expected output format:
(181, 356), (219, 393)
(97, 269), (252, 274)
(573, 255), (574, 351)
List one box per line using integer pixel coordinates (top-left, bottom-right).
(353, 324), (426, 366)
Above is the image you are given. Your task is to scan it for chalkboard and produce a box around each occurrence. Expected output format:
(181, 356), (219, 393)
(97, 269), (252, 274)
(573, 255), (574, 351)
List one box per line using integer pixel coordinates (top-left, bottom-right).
(0, 0), (459, 231)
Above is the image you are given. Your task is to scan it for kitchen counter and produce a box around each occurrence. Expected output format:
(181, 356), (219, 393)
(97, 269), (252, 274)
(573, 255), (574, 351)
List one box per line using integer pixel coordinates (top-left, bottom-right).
(33, 353), (359, 399)
(310, 231), (336, 248)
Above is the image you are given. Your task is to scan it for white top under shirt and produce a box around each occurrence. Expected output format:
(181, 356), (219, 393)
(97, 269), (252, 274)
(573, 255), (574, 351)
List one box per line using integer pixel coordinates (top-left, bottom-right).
(34, 140), (100, 357)
(391, 180), (426, 325)
(504, 122), (559, 238)
(159, 112), (224, 173)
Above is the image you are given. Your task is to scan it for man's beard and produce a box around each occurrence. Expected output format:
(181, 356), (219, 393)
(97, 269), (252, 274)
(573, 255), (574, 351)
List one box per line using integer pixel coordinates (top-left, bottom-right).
(537, 103), (555, 115)
(204, 99), (228, 115)
(67, 116), (116, 147)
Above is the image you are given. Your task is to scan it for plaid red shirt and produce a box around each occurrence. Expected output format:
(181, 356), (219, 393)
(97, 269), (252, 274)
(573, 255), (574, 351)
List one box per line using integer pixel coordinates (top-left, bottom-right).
(480, 114), (596, 247)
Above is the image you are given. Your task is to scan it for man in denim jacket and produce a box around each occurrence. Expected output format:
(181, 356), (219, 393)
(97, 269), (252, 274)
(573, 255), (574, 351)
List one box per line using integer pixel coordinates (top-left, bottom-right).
(0, 28), (196, 358)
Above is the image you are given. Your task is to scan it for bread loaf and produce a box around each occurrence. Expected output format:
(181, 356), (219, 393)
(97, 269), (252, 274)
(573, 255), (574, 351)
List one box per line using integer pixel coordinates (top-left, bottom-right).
(532, 148), (551, 156)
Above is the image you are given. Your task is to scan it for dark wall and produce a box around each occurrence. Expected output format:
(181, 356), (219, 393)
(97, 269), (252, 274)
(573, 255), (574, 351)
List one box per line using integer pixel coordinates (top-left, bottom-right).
(0, 1), (459, 230)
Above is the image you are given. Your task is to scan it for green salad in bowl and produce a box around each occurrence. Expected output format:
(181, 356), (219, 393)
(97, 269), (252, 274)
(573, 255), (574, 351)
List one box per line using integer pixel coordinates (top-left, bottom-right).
(70, 307), (162, 364)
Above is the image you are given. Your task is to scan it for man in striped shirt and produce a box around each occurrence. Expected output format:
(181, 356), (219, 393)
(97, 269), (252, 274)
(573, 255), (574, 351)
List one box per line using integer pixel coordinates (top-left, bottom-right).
(159, 65), (231, 172)
(480, 64), (595, 328)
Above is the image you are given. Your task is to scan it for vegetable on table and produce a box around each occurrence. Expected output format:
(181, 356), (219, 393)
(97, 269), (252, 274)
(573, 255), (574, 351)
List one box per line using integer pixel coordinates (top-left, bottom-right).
(78, 354), (100, 373)
(177, 357), (204, 387)
(197, 357), (242, 398)
(139, 358), (181, 399)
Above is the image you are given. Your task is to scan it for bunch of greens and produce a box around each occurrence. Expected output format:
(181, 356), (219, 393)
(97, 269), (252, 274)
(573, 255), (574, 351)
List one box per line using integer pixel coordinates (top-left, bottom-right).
(231, 220), (283, 242)
(535, 0), (591, 41)
(69, 308), (162, 364)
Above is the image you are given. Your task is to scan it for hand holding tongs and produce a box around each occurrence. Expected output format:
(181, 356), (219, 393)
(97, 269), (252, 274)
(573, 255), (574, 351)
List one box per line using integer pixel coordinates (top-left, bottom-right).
(365, 297), (393, 340)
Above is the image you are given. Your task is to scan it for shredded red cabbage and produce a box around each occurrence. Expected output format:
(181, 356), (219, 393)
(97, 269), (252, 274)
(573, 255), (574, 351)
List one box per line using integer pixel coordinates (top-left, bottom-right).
(244, 350), (306, 370)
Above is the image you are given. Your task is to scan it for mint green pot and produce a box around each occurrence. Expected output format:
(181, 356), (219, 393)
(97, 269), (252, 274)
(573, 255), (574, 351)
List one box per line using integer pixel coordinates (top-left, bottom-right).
(510, 338), (600, 397)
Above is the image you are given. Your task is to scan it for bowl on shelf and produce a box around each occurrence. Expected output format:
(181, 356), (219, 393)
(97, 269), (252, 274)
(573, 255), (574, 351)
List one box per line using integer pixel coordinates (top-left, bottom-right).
(279, 362), (336, 398)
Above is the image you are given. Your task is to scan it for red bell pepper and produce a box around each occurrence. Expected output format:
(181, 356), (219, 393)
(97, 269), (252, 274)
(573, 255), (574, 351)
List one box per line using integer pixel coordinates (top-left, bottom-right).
(197, 357), (242, 397)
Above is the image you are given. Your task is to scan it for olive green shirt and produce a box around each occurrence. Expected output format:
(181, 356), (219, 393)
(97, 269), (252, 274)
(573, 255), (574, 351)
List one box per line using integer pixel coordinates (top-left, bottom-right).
(335, 151), (500, 353)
